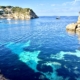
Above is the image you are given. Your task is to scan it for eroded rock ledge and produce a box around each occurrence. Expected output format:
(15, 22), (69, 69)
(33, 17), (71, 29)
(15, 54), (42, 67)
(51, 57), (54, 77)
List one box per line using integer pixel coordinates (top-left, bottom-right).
(66, 13), (80, 32)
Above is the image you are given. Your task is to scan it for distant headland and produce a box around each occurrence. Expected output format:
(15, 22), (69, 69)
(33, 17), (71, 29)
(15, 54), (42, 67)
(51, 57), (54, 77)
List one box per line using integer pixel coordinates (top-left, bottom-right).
(0, 6), (38, 20)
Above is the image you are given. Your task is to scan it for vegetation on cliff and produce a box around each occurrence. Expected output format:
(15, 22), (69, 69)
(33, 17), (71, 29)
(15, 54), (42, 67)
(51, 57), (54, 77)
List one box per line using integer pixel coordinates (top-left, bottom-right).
(0, 6), (38, 20)
(12, 7), (30, 13)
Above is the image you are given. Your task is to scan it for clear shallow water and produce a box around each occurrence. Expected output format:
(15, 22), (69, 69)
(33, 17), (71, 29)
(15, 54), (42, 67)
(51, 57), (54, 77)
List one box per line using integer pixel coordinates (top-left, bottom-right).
(0, 16), (80, 80)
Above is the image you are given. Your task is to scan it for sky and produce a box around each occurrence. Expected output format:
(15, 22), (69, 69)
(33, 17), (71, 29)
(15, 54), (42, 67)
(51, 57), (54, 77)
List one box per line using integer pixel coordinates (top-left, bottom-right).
(0, 0), (80, 16)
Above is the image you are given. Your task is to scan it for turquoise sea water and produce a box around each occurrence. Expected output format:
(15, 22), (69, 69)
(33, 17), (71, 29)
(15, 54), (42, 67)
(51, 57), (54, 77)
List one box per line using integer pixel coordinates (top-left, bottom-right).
(0, 16), (80, 80)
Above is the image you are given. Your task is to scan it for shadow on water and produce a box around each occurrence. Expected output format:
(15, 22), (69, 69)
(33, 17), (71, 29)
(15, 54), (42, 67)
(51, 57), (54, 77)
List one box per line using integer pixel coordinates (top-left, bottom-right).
(0, 45), (48, 80)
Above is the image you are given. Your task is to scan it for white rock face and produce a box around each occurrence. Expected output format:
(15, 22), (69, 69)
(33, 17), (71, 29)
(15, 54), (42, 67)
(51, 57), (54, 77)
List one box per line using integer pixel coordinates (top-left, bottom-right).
(12, 10), (38, 20)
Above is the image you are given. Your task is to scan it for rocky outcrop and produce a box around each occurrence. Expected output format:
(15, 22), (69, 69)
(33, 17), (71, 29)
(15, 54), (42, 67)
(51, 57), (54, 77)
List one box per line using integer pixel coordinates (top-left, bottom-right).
(12, 9), (38, 20)
(0, 70), (8, 80)
(0, 6), (38, 20)
(66, 13), (80, 31)
(66, 23), (77, 30)
(0, 74), (8, 80)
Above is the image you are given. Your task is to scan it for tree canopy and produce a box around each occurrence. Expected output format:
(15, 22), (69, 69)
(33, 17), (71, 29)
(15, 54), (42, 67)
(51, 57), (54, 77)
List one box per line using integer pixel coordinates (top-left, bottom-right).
(0, 6), (31, 13)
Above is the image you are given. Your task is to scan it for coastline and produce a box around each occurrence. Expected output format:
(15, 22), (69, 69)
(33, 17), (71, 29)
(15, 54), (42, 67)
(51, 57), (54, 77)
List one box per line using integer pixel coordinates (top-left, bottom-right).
(0, 6), (38, 20)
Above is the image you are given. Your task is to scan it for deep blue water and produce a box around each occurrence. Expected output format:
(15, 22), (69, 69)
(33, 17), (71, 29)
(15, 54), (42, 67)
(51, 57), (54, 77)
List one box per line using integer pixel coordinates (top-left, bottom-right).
(0, 16), (80, 80)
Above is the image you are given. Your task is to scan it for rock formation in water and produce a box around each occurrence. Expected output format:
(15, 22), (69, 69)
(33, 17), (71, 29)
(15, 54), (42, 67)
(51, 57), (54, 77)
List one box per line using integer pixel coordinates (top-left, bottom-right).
(66, 12), (80, 31)
(0, 70), (8, 80)
(0, 6), (38, 20)
(0, 74), (8, 80)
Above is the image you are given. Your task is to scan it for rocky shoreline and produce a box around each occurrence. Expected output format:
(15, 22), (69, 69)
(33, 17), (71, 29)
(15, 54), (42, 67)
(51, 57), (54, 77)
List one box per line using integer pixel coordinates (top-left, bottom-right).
(66, 13), (80, 32)
(0, 6), (38, 20)
(0, 70), (8, 80)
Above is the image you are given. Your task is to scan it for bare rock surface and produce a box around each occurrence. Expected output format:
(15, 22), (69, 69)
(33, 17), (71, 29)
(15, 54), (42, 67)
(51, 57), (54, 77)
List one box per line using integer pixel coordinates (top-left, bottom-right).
(66, 12), (80, 31)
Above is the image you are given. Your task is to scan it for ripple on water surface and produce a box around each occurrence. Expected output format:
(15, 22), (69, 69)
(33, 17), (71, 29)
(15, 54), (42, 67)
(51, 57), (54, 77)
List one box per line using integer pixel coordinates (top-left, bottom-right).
(0, 16), (80, 80)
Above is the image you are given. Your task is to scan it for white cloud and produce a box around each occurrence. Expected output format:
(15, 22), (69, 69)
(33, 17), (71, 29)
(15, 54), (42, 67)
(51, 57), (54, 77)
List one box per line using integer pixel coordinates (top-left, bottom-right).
(74, 0), (80, 2)
(74, 0), (80, 4)
(62, 1), (74, 6)
(62, 0), (80, 6)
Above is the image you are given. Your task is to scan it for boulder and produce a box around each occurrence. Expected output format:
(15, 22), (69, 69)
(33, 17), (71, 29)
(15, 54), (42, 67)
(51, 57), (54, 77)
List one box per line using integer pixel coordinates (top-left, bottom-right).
(66, 23), (77, 30)
(66, 13), (80, 31)
(77, 24), (80, 27)
(76, 27), (80, 32)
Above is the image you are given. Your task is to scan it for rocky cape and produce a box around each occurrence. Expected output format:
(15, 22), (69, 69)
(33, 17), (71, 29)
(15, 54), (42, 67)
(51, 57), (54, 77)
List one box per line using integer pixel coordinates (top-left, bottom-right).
(0, 6), (38, 20)
(66, 13), (80, 32)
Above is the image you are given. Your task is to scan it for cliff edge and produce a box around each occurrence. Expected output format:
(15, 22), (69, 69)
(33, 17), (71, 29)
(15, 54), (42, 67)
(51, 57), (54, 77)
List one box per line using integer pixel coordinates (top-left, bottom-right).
(0, 6), (38, 20)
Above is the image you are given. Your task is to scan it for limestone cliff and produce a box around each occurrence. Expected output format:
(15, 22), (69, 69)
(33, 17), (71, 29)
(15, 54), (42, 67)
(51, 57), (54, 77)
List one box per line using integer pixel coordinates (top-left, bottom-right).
(12, 9), (38, 20)
(0, 6), (38, 20)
